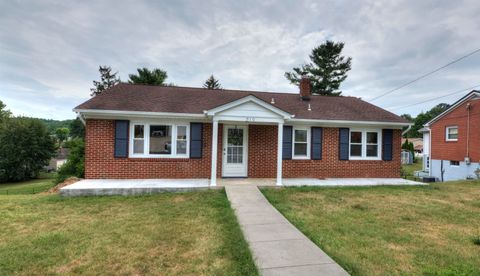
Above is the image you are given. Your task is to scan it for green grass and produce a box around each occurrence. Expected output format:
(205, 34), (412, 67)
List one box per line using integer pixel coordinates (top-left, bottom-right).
(0, 173), (56, 195)
(262, 181), (480, 275)
(0, 190), (258, 275)
(402, 158), (423, 180)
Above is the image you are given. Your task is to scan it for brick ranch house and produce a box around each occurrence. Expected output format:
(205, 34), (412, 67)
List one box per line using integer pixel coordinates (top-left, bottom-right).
(74, 78), (409, 186)
(422, 90), (480, 181)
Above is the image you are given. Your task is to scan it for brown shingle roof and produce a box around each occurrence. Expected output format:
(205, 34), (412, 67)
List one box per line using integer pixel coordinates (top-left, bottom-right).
(75, 83), (408, 123)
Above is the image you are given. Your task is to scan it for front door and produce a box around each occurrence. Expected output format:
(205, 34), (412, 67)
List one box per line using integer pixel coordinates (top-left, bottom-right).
(222, 125), (248, 177)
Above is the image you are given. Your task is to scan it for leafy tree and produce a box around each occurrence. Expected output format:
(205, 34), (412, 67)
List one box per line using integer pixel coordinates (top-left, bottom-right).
(0, 100), (11, 124)
(90, 65), (120, 96)
(403, 103), (450, 138)
(128, 67), (168, 85)
(0, 117), (56, 182)
(69, 118), (85, 138)
(55, 127), (70, 145)
(56, 138), (84, 183)
(203, 75), (222, 89)
(40, 119), (73, 134)
(285, 40), (352, 96)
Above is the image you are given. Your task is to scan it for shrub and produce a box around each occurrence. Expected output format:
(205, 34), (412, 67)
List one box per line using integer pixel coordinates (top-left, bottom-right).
(0, 117), (56, 182)
(56, 138), (84, 183)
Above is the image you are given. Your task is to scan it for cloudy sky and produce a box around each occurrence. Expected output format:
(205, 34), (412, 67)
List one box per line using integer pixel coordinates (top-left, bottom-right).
(1, 0), (479, 120)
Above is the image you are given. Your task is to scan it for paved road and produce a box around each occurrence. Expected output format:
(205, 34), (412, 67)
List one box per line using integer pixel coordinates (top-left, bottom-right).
(225, 185), (349, 276)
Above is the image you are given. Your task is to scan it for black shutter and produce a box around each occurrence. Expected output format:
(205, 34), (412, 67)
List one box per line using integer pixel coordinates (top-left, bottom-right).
(114, 120), (129, 158)
(282, 125), (292, 160)
(339, 128), (349, 160)
(311, 127), (323, 160)
(190, 123), (203, 158)
(382, 129), (393, 161)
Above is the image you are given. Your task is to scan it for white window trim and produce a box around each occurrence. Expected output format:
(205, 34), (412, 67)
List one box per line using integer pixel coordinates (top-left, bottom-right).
(292, 127), (310, 159)
(349, 128), (382, 160)
(445, 126), (458, 141)
(129, 121), (190, 158)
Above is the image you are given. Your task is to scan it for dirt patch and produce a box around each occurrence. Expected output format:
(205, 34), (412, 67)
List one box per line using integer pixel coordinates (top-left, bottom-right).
(42, 177), (81, 194)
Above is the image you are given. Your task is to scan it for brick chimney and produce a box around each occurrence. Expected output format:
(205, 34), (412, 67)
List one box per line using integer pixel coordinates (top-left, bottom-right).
(300, 75), (311, 101)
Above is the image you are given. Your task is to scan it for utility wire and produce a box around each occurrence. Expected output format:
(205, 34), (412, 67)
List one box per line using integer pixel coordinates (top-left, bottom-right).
(387, 84), (480, 111)
(369, 47), (480, 102)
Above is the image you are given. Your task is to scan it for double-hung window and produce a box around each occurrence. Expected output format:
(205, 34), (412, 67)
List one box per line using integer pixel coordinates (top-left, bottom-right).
(293, 127), (310, 159)
(349, 129), (381, 160)
(445, 126), (458, 141)
(130, 122), (189, 158)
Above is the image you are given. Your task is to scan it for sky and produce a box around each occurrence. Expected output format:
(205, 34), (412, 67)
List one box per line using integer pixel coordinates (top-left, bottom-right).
(1, 0), (479, 120)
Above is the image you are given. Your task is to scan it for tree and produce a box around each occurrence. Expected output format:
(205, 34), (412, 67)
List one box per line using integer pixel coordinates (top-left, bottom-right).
(0, 117), (56, 182)
(0, 100), (11, 124)
(55, 127), (70, 145)
(128, 67), (168, 85)
(90, 65), (120, 96)
(69, 118), (85, 138)
(285, 40), (352, 96)
(56, 138), (84, 183)
(403, 103), (450, 138)
(203, 75), (222, 89)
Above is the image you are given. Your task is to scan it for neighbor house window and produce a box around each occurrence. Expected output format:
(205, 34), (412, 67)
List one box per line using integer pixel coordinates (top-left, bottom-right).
(450, 160), (460, 166)
(446, 126), (458, 141)
(293, 127), (310, 159)
(130, 122), (189, 158)
(349, 129), (381, 160)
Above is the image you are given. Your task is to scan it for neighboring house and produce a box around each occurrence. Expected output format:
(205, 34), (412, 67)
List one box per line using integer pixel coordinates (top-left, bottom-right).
(46, 148), (70, 172)
(401, 137), (423, 156)
(74, 77), (409, 185)
(422, 91), (480, 181)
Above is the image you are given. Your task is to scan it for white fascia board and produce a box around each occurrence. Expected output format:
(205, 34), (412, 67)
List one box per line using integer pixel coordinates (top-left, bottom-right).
(425, 91), (480, 126)
(74, 109), (207, 120)
(288, 118), (410, 129)
(205, 95), (292, 119)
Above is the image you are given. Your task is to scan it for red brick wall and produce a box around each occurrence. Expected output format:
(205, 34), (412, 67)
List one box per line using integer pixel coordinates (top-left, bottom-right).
(85, 119), (212, 179)
(430, 98), (480, 162)
(283, 128), (402, 178)
(85, 120), (401, 179)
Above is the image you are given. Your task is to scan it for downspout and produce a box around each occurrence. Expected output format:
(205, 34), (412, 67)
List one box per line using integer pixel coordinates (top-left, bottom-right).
(429, 127), (432, 176)
(77, 112), (86, 126)
(466, 103), (471, 160)
(402, 124), (412, 136)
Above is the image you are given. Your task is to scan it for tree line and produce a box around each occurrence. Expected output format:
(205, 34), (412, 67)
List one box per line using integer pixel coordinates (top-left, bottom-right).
(401, 103), (450, 138)
(91, 40), (352, 96)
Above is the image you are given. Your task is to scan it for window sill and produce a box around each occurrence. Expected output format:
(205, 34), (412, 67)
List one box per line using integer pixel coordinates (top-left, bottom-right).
(129, 154), (189, 159)
(292, 156), (310, 160)
(349, 157), (382, 161)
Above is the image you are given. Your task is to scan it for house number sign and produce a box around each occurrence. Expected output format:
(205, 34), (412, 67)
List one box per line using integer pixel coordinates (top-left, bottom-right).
(246, 117), (256, 122)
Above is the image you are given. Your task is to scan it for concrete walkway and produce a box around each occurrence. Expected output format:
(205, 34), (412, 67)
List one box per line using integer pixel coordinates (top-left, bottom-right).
(225, 185), (349, 276)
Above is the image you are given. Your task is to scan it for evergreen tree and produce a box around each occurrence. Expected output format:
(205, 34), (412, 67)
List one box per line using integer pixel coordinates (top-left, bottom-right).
(0, 100), (11, 125)
(69, 118), (85, 138)
(285, 40), (352, 96)
(203, 75), (222, 89)
(90, 65), (120, 96)
(128, 67), (168, 86)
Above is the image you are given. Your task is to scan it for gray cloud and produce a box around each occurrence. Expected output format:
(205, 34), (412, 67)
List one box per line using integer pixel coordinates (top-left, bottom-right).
(1, 0), (479, 119)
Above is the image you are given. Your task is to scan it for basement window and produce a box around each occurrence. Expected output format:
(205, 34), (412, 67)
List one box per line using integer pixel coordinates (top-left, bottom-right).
(446, 126), (458, 141)
(450, 160), (460, 166)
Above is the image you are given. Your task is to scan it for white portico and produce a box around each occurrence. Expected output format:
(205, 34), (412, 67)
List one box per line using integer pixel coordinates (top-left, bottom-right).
(204, 95), (292, 186)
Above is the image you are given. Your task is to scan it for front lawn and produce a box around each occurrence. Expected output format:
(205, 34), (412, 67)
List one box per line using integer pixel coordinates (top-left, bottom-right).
(262, 181), (480, 275)
(0, 190), (257, 275)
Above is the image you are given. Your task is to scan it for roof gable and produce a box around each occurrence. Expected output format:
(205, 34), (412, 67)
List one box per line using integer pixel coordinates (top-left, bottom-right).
(205, 95), (292, 120)
(426, 90), (480, 126)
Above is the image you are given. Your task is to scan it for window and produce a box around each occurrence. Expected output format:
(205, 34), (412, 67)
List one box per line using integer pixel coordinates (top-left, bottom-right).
(130, 122), (189, 157)
(450, 160), (460, 166)
(349, 129), (381, 160)
(149, 125), (171, 154)
(133, 125), (144, 154)
(293, 128), (309, 159)
(446, 126), (458, 141)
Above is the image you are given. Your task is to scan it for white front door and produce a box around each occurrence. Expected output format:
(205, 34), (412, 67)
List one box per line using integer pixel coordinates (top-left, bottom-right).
(222, 125), (248, 177)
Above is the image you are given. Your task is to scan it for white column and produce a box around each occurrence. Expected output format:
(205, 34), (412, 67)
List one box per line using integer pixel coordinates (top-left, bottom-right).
(276, 122), (283, 186)
(210, 120), (219, 186)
